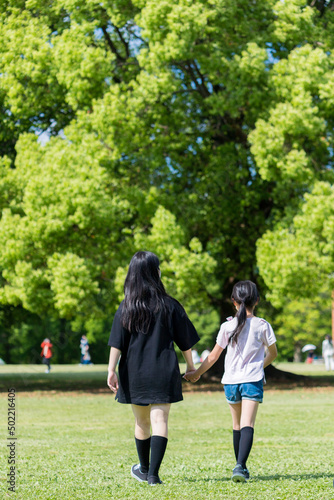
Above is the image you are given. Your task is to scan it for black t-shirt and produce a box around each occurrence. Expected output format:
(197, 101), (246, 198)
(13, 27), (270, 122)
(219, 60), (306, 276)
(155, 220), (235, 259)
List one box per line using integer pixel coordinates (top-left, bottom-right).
(108, 296), (199, 404)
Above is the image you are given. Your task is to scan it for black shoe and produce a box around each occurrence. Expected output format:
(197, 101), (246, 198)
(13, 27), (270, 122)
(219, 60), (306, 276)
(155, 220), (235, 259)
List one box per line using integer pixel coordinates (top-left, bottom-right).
(148, 475), (163, 485)
(243, 467), (250, 480)
(131, 464), (148, 482)
(232, 464), (248, 483)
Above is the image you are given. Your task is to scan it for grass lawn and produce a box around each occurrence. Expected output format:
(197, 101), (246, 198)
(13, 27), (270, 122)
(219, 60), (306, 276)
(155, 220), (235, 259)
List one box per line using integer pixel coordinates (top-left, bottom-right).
(1, 361), (333, 392)
(0, 364), (334, 499)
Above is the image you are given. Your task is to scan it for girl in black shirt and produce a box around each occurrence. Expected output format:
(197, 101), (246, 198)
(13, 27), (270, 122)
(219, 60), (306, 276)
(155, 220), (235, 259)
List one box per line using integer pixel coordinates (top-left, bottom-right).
(107, 251), (199, 485)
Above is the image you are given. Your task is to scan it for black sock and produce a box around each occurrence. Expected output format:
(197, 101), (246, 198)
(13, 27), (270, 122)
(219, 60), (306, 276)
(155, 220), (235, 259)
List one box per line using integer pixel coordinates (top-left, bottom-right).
(135, 437), (151, 473)
(148, 435), (168, 478)
(233, 429), (241, 462)
(237, 426), (254, 469)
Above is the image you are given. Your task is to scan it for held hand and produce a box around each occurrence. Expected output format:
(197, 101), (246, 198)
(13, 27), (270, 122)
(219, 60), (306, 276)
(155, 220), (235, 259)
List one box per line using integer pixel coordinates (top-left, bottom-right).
(183, 370), (201, 383)
(107, 371), (119, 393)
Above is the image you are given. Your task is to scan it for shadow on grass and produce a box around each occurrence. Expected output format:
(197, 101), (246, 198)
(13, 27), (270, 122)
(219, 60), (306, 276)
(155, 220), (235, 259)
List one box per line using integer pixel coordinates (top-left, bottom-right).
(1, 370), (334, 393)
(184, 477), (231, 483)
(0, 371), (109, 393)
(182, 375), (334, 393)
(253, 473), (334, 482)
(185, 473), (334, 483)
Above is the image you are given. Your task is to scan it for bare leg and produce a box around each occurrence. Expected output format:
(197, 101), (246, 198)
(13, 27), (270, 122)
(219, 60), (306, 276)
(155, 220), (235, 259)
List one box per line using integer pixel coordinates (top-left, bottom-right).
(230, 400), (259, 472)
(150, 404), (171, 438)
(229, 402), (242, 430)
(231, 400), (260, 474)
(240, 400), (259, 428)
(130, 405), (152, 480)
(148, 404), (171, 482)
(131, 404), (151, 440)
(229, 403), (242, 461)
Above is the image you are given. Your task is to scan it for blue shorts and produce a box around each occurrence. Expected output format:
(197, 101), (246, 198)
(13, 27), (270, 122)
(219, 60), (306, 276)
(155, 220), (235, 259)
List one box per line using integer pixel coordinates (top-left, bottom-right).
(224, 380), (263, 404)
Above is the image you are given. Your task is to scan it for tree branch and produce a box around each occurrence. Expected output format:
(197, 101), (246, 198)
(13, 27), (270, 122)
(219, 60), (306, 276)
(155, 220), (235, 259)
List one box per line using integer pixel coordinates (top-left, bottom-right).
(309, 0), (334, 16)
(101, 26), (126, 63)
(178, 61), (211, 98)
(114, 26), (130, 58)
(192, 60), (211, 97)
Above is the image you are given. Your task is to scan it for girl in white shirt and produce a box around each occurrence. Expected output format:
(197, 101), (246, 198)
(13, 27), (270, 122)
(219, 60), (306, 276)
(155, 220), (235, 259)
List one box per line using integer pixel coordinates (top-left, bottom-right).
(185, 280), (277, 482)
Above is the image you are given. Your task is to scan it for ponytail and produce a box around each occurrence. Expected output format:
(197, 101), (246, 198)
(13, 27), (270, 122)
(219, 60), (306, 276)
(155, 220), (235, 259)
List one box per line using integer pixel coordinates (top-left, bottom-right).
(229, 301), (247, 345)
(229, 280), (259, 345)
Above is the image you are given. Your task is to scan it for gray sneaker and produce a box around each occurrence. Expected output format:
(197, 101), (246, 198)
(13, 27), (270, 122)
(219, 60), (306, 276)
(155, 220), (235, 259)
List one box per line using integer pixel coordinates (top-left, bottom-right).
(131, 464), (148, 482)
(232, 464), (248, 483)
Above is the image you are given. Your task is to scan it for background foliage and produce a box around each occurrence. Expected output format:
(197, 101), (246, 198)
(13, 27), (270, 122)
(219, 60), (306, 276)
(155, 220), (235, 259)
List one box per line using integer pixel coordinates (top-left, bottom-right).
(0, 0), (333, 363)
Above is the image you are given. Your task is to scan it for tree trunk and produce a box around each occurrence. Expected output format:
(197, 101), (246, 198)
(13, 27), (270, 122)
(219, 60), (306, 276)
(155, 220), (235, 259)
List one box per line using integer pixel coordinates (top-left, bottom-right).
(2, 331), (12, 364)
(293, 343), (302, 363)
(205, 291), (235, 379)
(57, 318), (67, 364)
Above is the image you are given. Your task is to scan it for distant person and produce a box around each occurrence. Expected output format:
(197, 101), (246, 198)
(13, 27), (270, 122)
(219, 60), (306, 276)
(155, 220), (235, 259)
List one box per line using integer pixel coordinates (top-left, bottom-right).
(82, 344), (93, 365)
(322, 335), (334, 371)
(306, 350), (314, 364)
(80, 335), (89, 364)
(40, 338), (53, 373)
(185, 281), (277, 483)
(107, 251), (199, 485)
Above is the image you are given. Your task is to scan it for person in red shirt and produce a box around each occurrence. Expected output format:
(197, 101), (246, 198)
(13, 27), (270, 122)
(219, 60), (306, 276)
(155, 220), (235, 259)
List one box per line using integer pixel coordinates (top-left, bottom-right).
(40, 338), (53, 373)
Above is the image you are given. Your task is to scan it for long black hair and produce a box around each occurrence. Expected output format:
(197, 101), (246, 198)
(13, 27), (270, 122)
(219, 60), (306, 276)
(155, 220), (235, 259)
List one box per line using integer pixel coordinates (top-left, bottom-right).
(229, 280), (260, 345)
(121, 251), (168, 334)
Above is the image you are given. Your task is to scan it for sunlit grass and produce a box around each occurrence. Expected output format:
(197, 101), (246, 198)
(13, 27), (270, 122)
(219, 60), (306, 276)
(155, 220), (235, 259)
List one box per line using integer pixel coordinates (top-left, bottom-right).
(275, 362), (332, 377)
(0, 386), (333, 499)
(0, 363), (107, 375)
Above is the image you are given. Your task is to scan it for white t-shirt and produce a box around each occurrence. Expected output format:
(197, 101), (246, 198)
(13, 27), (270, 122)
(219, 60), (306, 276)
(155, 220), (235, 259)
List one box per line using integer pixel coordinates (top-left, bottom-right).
(216, 316), (276, 385)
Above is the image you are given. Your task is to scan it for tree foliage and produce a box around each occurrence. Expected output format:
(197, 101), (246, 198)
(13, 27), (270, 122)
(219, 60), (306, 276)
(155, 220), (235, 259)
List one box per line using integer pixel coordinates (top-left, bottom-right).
(1, 0), (334, 362)
(257, 183), (334, 306)
(274, 290), (331, 361)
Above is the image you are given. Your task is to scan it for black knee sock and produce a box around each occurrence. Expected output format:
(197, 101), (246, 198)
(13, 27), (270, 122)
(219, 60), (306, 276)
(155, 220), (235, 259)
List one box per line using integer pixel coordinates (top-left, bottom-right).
(237, 426), (254, 468)
(135, 437), (151, 473)
(148, 435), (168, 478)
(233, 429), (241, 462)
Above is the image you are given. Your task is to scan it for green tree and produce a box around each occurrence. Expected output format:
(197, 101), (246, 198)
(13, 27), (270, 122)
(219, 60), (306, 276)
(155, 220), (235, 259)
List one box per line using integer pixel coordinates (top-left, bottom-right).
(114, 206), (220, 352)
(257, 182), (334, 308)
(273, 292), (331, 361)
(1, 0), (334, 363)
